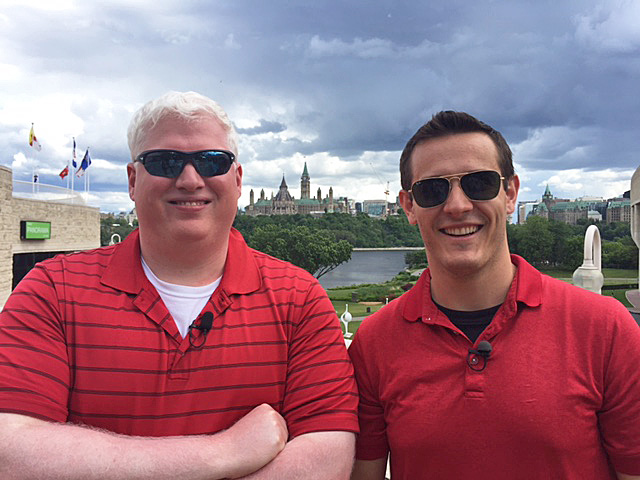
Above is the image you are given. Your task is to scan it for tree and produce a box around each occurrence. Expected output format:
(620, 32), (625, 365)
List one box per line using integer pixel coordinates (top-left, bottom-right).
(548, 219), (575, 267)
(248, 224), (352, 278)
(602, 237), (639, 269)
(100, 216), (137, 246)
(563, 235), (587, 271)
(514, 216), (554, 267)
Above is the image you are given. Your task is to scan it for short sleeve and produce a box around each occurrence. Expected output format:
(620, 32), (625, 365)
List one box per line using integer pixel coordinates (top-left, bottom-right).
(0, 261), (70, 422)
(598, 303), (640, 474)
(349, 327), (389, 460)
(281, 280), (359, 437)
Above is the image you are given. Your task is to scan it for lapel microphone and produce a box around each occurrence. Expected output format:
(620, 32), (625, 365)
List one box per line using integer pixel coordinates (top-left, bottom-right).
(189, 312), (214, 348)
(467, 340), (492, 372)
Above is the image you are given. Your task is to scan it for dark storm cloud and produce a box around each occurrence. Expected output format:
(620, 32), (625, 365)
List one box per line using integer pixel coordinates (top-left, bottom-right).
(1, 0), (638, 210)
(236, 120), (287, 135)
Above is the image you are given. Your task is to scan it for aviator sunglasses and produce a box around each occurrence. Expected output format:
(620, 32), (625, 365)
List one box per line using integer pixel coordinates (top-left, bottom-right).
(410, 170), (506, 208)
(135, 149), (235, 178)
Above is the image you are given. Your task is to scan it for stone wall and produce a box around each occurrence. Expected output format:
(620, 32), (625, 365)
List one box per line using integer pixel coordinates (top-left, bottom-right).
(0, 166), (100, 308)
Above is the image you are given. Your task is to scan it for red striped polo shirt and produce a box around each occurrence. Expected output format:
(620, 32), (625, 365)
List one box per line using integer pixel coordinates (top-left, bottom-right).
(0, 228), (358, 438)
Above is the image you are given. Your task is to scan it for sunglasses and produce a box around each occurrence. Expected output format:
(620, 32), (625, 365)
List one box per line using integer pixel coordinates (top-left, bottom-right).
(410, 170), (506, 208)
(135, 149), (235, 178)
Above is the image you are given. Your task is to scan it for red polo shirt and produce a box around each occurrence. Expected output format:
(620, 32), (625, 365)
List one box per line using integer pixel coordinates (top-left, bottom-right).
(0, 228), (358, 438)
(349, 255), (640, 479)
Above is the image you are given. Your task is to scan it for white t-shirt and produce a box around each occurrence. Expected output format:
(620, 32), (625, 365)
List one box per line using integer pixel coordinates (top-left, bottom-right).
(141, 257), (221, 338)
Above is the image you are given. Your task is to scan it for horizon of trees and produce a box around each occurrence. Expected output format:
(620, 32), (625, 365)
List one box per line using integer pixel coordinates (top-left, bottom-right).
(406, 217), (637, 271)
(101, 213), (638, 273)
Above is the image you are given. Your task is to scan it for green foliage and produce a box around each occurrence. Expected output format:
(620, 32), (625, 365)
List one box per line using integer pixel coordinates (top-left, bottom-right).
(602, 239), (639, 269)
(247, 224), (352, 278)
(354, 284), (397, 302)
(513, 216), (554, 266)
(234, 212), (422, 248)
(328, 271), (418, 304)
(405, 249), (427, 268)
(508, 218), (637, 270)
(100, 216), (137, 246)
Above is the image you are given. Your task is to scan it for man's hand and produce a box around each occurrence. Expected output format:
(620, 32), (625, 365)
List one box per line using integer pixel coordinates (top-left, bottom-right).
(218, 404), (288, 479)
(0, 406), (288, 480)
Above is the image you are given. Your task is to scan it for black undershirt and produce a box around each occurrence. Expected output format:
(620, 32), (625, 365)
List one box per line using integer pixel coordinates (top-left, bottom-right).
(435, 302), (501, 343)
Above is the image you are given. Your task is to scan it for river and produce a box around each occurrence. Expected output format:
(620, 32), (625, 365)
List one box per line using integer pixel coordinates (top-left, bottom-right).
(317, 250), (420, 289)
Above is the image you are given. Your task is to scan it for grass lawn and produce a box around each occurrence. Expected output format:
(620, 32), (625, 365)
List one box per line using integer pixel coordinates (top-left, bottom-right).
(330, 300), (385, 318)
(328, 268), (639, 315)
(540, 268), (638, 283)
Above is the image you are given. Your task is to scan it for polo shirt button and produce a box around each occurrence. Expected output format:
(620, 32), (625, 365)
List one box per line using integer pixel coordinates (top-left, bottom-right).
(470, 356), (478, 365)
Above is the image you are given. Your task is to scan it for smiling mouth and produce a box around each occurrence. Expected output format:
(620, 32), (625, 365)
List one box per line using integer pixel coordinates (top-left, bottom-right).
(442, 225), (481, 236)
(170, 200), (210, 206)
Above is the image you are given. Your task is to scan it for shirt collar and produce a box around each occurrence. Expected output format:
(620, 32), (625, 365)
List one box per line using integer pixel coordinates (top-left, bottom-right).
(101, 227), (261, 296)
(402, 254), (542, 326)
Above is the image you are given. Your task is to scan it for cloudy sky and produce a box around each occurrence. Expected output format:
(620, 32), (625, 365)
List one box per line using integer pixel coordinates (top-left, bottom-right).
(1, 0), (639, 213)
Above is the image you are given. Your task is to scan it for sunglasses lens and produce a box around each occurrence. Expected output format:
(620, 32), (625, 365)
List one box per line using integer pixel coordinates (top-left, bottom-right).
(139, 150), (234, 178)
(411, 171), (503, 208)
(139, 151), (182, 178)
(193, 151), (233, 176)
(412, 178), (450, 208)
(461, 171), (501, 200)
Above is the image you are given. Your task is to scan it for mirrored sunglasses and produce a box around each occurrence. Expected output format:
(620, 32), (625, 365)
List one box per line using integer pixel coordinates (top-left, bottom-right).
(410, 170), (506, 208)
(135, 149), (235, 178)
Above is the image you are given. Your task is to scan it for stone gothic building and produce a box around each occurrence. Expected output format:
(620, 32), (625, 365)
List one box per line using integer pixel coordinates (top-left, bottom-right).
(245, 163), (349, 216)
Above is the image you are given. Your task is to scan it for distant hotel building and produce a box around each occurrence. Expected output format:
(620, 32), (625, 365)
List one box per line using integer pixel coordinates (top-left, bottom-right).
(519, 185), (630, 225)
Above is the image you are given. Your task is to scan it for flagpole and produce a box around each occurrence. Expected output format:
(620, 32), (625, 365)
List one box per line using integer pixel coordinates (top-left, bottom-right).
(71, 137), (76, 192)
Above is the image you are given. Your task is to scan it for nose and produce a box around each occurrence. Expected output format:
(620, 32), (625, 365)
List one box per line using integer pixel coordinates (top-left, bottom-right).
(175, 162), (205, 190)
(442, 179), (473, 215)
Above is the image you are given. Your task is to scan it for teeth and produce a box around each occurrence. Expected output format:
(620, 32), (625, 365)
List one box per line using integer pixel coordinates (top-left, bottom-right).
(443, 226), (479, 236)
(175, 201), (205, 206)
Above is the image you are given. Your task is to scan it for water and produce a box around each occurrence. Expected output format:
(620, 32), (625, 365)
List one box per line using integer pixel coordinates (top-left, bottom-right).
(318, 250), (417, 289)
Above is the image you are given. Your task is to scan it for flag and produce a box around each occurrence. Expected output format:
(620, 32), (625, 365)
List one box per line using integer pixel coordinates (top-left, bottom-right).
(72, 137), (77, 168)
(76, 148), (91, 177)
(29, 124), (42, 151)
(59, 166), (69, 179)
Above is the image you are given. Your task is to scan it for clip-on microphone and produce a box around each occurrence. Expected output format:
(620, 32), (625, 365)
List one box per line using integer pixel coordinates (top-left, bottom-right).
(466, 340), (492, 372)
(188, 311), (213, 349)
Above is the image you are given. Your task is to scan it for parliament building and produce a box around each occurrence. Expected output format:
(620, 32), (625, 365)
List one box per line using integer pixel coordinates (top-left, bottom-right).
(245, 163), (350, 216)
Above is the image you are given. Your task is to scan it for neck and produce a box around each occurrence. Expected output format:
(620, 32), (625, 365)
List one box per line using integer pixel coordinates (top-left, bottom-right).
(139, 231), (229, 286)
(430, 254), (516, 311)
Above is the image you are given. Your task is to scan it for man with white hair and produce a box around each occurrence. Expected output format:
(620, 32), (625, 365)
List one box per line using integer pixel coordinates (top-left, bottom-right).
(0, 91), (358, 479)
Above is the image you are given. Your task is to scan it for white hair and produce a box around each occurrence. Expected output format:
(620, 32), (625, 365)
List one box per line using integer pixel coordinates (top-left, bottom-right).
(127, 91), (239, 159)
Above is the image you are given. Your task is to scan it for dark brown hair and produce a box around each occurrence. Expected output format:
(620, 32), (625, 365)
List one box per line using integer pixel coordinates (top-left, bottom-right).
(399, 111), (514, 190)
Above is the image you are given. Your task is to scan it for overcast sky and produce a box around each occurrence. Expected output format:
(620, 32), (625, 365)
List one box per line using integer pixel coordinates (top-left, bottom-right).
(1, 0), (639, 213)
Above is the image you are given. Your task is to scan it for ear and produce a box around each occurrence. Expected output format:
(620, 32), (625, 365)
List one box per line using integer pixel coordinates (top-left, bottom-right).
(127, 162), (137, 202)
(399, 189), (418, 225)
(505, 174), (519, 215)
(234, 163), (243, 198)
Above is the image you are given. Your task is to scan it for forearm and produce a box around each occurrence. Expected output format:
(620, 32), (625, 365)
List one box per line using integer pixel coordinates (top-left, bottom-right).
(617, 473), (640, 480)
(0, 413), (268, 480)
(240, 431), (355, 480)
(350, 457), (388, 480)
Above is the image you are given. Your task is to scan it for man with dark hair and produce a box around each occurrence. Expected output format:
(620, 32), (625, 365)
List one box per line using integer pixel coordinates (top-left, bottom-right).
(0, 91), (358, 479)
(349, 111), (640, 479)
